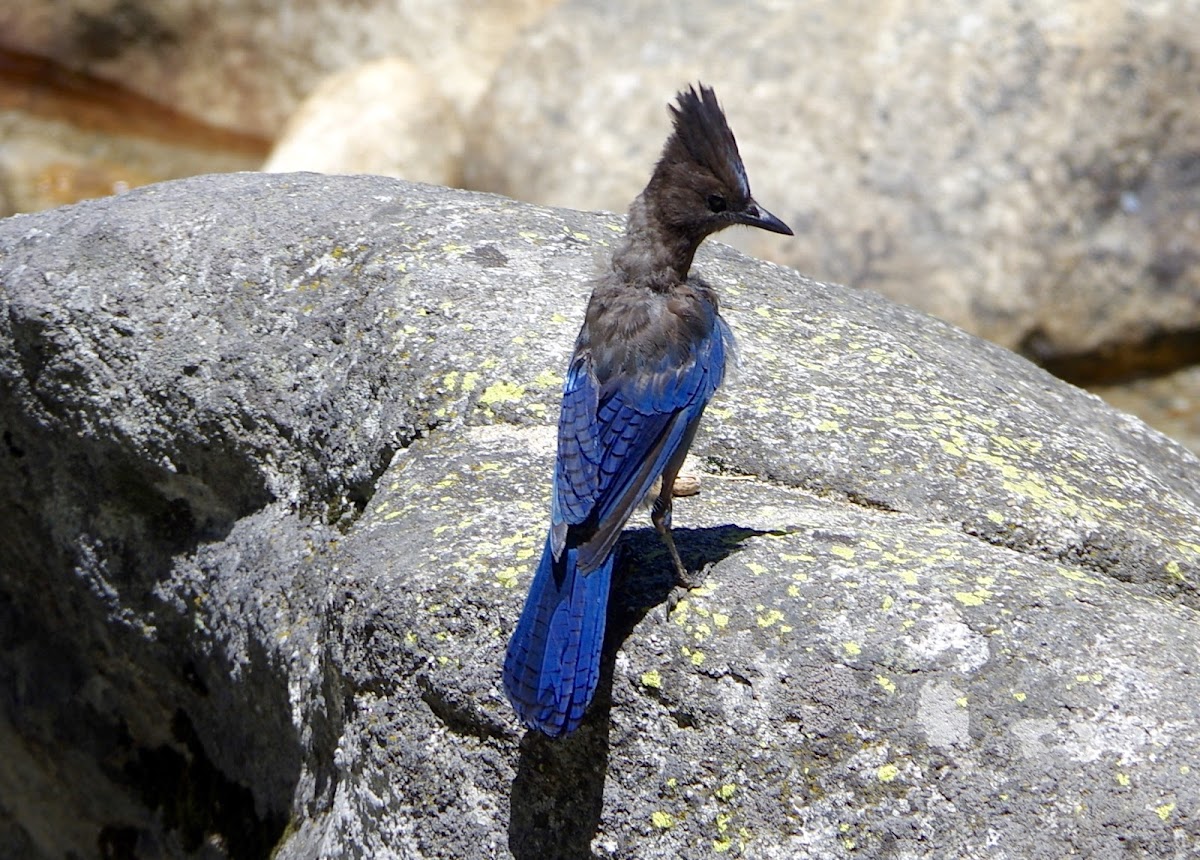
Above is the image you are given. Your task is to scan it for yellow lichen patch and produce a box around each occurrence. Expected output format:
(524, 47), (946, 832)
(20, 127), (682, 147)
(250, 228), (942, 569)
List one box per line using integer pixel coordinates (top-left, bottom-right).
(843, 641), (862, 657)
(898, 570), (919, 586)
(712, 613), (730, 629)
(1013, 691), (1027, 702)
(1116, 772), (1131, 787)
(757, 609), (785, 628)
(480, 381), (526, 404)
(831, 545), (856, 561)
(495, 567), (520, 588)
(875, 675), (896, 694)
(877, 763), (900, 783)
(956, 696), (968, 708)
(1166, 560), (1184, 580)
(533, 369), (563, 388)
(1057, 566), (1100, 584)
(940, 439), (965, 457)
(746, 562), (768, 576)
(1155, 802), (1175, 821)
(965, 449), (1009, 469)
(651, 811), (675, 829)
(816, 420), (840, 432)
(954, 591), (987, 607)
(690, 650), (706, 666)
(461, 371), (480, 393)
(640, 670), (662, 690)
(715, 783), (737, 801)
(1177, 540), (1200, 557)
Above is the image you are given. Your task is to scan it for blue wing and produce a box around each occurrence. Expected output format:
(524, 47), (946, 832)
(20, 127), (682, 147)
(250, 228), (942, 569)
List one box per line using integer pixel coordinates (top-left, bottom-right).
(553, 314), (731, 569)
(504, 309), (731, 735)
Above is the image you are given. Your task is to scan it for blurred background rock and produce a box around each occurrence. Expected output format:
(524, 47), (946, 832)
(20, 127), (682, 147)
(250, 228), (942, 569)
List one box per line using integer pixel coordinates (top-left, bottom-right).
(1, 0), (1196, 453)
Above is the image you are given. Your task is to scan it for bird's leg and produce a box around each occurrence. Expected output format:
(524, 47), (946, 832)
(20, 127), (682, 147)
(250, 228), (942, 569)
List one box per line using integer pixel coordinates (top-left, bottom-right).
(651, 494), (691, 584)
(652, 419), (704, 589)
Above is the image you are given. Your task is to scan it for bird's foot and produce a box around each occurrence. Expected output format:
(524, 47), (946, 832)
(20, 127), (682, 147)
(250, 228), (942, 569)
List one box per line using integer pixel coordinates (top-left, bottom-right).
(673, 563), (706, 590)
(663, 563), (708, 615)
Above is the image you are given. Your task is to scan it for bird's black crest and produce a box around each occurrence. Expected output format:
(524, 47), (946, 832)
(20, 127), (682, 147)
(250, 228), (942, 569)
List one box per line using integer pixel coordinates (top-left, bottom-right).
(663, 84), (749, 198)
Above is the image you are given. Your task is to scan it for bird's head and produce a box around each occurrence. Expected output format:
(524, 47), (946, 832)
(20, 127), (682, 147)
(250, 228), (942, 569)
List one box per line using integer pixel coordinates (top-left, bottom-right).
(646, 84), (792, 242)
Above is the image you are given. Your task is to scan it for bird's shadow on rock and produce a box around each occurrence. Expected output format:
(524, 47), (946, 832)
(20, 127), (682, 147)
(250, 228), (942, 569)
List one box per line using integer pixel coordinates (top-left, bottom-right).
(507, 524), (770, 859)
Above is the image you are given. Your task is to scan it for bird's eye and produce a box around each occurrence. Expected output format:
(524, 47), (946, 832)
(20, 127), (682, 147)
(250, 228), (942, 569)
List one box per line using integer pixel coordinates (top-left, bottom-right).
(706, 193), (727, 213)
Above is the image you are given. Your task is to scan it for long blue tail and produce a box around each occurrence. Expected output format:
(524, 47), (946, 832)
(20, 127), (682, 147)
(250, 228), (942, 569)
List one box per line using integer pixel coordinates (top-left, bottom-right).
(502, 535), (614, 736)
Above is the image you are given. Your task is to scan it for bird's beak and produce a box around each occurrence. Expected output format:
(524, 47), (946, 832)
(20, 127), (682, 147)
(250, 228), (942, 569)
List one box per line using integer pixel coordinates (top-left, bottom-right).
(737, 200), (793, 236)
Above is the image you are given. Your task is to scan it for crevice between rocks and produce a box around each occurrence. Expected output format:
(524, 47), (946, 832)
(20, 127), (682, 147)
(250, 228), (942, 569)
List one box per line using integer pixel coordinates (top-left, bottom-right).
(313, 415), (448, 532)
(961, 517), (1200, 610)
(416, 673), (514, 741)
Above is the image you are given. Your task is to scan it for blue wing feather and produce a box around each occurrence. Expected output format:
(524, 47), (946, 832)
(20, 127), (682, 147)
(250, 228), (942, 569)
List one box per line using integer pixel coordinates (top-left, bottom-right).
(505, 304), (731, 735)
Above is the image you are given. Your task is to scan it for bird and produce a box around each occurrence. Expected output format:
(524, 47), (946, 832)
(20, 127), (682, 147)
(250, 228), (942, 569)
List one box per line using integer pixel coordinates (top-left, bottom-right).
(502, 84), (792, 737)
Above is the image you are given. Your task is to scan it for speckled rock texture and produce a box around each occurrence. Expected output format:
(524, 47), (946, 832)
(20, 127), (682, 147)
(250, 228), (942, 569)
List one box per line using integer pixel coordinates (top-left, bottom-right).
(1, 173), (1198, 859)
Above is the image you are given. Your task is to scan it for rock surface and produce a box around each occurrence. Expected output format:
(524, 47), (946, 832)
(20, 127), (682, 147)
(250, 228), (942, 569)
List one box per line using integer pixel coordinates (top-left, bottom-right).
(0, 0), (553, 213)
(0, 47), (268, 216)
(1, 172), (1199, 858)
(468, 0), (1200, 382)
(0, 0), (556, 139)
(263, 58), (464, 188)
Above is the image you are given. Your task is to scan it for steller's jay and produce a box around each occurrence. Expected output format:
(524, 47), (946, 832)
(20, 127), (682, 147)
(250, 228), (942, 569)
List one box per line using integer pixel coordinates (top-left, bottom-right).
(503, 84), (792, 736)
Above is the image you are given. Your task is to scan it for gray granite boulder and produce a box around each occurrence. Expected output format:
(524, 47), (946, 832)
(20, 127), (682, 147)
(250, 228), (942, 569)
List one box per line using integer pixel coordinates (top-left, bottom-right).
(1, 173), (1198, 858)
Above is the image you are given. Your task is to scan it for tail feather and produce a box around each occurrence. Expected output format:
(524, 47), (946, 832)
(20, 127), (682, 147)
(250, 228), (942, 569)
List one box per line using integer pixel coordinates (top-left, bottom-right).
(503, 535), (613, 736)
